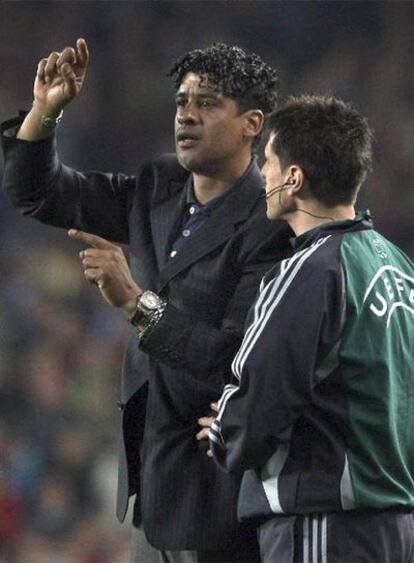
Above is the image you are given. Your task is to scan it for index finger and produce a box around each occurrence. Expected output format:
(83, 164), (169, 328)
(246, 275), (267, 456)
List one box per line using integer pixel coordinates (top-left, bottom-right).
(76, 38), (89, 69)
(197, 416), (215, 428)
(68, 229), (114, 249)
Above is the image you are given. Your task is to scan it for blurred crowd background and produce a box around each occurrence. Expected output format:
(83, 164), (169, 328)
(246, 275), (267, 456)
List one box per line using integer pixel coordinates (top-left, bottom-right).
(1, 1), (414, 561)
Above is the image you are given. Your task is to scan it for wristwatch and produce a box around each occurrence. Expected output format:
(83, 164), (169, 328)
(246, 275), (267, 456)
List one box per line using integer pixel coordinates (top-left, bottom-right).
(129, 290), (164, 327)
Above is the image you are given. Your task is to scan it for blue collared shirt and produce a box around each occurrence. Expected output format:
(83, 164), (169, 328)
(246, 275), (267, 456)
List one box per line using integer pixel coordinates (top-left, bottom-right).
(169, 159), (256, 259)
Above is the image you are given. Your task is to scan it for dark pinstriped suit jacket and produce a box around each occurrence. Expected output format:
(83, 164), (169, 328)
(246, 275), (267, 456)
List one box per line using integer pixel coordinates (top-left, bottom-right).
(1, 119), (292, 551)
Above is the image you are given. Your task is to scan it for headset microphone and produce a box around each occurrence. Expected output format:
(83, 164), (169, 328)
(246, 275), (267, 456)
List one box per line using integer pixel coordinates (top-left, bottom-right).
(262, 177), (337, 222)
(262, 178), (295, 200)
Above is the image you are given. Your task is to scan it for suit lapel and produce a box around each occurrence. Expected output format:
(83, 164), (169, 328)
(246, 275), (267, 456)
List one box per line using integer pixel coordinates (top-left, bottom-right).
(157, 163), (264, 292)
(151, 179), (187, 270)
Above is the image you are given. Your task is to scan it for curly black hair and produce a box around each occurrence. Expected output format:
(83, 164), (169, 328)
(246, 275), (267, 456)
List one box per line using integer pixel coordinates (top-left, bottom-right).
(168, 43), (279, 115)
(267, 95), (373, 206)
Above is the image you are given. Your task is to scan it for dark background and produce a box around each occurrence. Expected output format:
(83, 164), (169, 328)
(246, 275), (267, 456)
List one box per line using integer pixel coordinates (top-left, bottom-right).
(1, 2), (414, 561)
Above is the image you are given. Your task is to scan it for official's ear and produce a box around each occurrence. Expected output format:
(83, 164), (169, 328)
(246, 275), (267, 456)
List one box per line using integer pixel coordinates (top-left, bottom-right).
(284, 165), (306, 194)
(242, 110), (265, 141)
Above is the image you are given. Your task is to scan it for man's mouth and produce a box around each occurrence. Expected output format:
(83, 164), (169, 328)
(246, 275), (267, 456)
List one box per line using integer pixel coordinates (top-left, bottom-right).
(176, 130), (201, 149)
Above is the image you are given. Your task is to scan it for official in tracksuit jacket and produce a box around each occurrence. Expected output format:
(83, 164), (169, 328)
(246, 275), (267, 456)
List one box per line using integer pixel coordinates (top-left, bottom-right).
(209, 96), (414, 563)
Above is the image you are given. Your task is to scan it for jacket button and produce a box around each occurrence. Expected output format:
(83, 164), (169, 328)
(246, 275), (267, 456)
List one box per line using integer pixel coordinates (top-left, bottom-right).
(117, 401), (125, 411)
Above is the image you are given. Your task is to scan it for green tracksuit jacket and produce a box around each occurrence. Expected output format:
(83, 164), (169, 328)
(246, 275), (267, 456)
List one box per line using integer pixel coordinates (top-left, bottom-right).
(210, 212), (414, 521)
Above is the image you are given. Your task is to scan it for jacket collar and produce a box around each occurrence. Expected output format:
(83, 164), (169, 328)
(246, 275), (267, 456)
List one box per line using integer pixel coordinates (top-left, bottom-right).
(153, 160), (265, 292)
(290, 210), (373, 251)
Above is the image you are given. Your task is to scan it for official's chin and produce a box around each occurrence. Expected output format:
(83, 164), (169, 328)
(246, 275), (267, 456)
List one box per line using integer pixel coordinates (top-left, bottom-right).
(268, 207), (285, 222)
(266, 202), (277, 221)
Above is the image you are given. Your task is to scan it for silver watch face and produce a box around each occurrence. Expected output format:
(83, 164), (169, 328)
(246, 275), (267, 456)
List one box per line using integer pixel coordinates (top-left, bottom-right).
(140, 291), (160, 311)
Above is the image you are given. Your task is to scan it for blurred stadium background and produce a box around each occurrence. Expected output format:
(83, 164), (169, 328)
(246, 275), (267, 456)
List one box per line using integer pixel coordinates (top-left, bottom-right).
(1, 1), (414, 561)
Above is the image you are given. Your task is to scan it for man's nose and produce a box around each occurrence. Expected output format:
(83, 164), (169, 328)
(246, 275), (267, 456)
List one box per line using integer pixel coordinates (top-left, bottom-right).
(176, 104), (200, 125)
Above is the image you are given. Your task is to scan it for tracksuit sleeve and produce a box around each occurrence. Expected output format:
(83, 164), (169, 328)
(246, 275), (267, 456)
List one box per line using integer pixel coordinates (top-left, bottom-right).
(210, 240), (345, 473)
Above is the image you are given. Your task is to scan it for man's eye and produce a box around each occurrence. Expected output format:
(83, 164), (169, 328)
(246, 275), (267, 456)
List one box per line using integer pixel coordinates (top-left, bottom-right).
(200, 100), (214, 108)
(176, 99), (186, 107)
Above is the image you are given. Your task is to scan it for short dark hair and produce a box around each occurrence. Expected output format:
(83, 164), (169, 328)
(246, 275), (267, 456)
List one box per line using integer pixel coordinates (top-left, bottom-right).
(168, 43), (279, 115)
(266, 95), (373, 206)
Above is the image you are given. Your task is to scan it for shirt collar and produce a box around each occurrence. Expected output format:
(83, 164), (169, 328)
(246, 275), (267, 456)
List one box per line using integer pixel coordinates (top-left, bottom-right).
(185, 157), (257, 212)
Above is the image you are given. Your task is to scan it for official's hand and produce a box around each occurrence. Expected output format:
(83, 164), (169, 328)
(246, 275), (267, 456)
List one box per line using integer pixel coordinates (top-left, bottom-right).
(196, 402), (219, 457)
(68, 229), (141, 316)
(33, 38), (89, 116)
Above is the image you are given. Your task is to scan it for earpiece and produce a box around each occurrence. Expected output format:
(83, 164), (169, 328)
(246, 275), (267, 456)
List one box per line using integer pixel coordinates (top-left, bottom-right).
(263, 177), (297, 200)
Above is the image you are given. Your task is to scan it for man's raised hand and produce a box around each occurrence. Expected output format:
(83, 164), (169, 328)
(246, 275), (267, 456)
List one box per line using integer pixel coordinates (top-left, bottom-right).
(17, 38), (89, 141)
(33, 38), (89, 116)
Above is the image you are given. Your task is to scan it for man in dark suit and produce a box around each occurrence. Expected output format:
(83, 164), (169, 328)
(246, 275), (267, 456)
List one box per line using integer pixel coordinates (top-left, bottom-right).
(1, 39), (291, 562)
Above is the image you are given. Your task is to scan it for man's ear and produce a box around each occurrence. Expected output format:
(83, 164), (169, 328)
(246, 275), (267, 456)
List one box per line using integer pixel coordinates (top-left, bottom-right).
(243, 110), (265, 141)
(285, 165), (306, 194)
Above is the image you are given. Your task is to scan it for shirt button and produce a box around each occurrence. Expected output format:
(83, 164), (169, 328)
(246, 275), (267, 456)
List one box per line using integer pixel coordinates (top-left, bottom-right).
(182, 229), (191, 237)
(189, 206), (195, 214)
(170, 250), (177, 258)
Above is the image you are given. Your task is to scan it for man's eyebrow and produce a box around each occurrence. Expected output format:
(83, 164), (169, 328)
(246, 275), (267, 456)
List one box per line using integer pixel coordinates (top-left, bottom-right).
(197, 92), (221, 101)
(175, 91), (221, 101)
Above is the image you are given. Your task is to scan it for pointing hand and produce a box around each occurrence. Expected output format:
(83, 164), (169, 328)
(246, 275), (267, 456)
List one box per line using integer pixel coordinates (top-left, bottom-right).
(68, 229), (141, 317)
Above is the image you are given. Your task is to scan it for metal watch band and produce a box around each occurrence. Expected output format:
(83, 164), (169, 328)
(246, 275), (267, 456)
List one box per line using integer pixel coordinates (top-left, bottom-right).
(129, 291), (165, 328)
(129, 294), (145, 326)
(137, 299), (167, 340)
